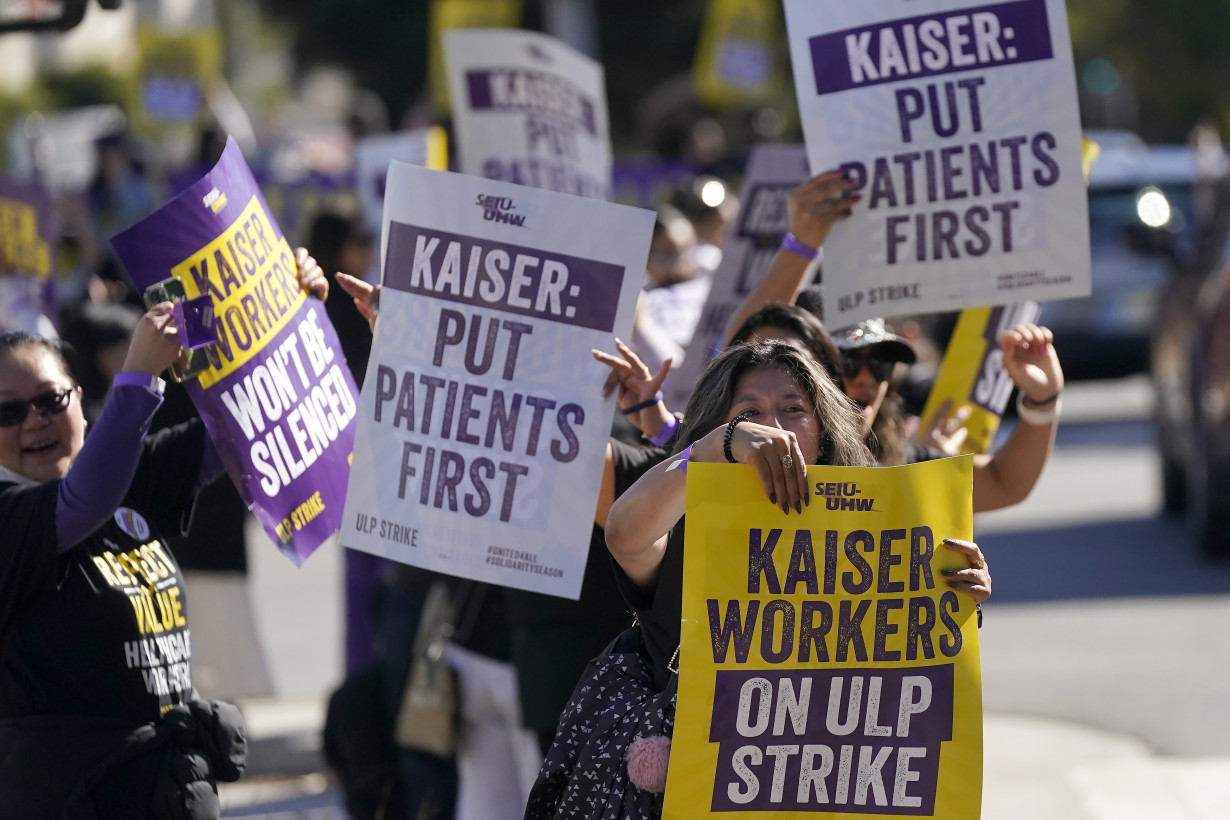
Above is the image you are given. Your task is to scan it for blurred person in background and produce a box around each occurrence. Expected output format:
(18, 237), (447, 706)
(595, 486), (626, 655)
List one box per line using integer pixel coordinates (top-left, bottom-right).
(57, 300), (140, 424)
(670, 174), (738, 272)
(307, 208), (389, 676)
(631, 204), (712, 374)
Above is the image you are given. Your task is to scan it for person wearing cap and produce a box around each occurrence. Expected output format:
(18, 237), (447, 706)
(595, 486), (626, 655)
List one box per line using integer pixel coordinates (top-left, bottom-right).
(833, 317), (1065, 512)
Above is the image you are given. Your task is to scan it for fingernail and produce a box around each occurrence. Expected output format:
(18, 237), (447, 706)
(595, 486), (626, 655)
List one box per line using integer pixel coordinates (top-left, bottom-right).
(795, 501), (802, 514)
(842, 208), (853, 216)
(850, 193), (862, 202)
(804, 493), (810, 506)
(942, 538), (956, 545)
(941, 569), (955, 577)
(770, 494), (777, 505)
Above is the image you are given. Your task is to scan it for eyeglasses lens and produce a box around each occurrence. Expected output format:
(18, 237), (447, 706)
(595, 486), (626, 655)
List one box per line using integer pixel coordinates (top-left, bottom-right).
(842, 355), (894, 383)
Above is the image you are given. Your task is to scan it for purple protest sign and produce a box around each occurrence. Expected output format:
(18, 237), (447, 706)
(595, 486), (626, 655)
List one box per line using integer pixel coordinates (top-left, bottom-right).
(0, 175), (54, 280)
(111, 138), (359, 564)
(0, 175), (56, 335)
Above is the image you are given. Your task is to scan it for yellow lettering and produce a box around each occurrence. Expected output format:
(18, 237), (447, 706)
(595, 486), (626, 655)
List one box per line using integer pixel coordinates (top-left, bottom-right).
(139, 544), (170, 580)
(147, 542), (177, 575)
(104, 553), (133, 585)
(93, 557), (120, 586)
(129, 594), (147, 633)
(157, 591), (176, 630)
(168, 587), (187, 627)
(141, 588), (164, 634)
(170, 196), (304, 388)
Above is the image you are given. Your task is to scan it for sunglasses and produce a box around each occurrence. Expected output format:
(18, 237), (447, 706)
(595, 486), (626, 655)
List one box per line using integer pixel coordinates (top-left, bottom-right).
(841, 353), (894, 383)
(0, 388), (74, 428)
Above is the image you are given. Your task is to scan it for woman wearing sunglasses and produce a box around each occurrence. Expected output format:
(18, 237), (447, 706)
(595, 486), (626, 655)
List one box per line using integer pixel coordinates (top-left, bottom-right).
(832, 317), (1064, 513)
(0, 254), (327, 817)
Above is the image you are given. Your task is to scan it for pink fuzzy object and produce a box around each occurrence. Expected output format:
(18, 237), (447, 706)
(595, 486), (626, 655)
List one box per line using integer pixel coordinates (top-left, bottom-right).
(626, 735), (672, 792)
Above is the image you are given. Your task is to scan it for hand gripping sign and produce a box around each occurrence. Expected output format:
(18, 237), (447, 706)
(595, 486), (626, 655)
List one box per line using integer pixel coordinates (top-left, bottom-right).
(665, 458), (981, 819)
(783, 0), (1090, 327)
(341, 163), (652, 598)
(111, 138), (360, 564)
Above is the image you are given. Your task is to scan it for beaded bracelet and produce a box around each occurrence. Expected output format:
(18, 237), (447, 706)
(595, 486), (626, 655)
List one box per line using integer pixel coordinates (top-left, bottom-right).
(724, 414), (749, 463)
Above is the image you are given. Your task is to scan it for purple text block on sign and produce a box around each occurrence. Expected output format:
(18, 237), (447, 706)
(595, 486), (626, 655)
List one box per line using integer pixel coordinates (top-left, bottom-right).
(384, 221), (624, 333)
(709, 664), (954, 814)
(809, 0), (1054, 96)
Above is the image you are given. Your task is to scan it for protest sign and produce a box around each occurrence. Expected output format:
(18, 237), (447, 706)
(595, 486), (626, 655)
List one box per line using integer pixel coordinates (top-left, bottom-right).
(665, 458), (981, 819)
(918, 301), (1041, 455)
(445, 27), (613, 200)
(111, 138), (359, 564)
(428, 0), (523, 111)
(340, 163), (651, 598)
(0, 175), (53, 281)
(783, 0), (1090, 327)
(693, 0), (785, 108)
(668, 144), (811, 409)
(354, 127), (450, 249)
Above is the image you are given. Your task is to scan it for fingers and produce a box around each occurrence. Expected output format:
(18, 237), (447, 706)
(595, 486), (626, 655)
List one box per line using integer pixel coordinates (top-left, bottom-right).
(647, 358), (673, 394)
(295, 247), (328, 301)
(334, 271), (372, 299)
(733, 423), (809, 515)
(941, 537), (985, 567)
(941, 538), (991, 602)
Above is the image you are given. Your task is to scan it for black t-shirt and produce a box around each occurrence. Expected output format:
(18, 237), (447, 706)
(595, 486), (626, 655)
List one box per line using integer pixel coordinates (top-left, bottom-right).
(505, 438), (667, 730)
(611, 518), (687, 693)
(0, 421), (206, 722)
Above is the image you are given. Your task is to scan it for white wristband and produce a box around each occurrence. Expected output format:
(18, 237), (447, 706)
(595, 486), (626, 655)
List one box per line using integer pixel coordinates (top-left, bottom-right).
(1016, 393), (1061, 425)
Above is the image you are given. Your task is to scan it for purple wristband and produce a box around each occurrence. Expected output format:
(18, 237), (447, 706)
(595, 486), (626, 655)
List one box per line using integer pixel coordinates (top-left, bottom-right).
(114, 372), (166, 395)
(665, 444), (693, 475)
(781, 231), (819, 261)
(648, 414), (678, 447)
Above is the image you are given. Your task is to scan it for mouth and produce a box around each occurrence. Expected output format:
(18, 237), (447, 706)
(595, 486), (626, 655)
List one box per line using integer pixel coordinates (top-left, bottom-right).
(22, 439), (60, 457)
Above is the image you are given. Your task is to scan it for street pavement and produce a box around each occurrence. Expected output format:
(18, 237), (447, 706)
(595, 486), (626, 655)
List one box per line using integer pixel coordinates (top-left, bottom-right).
(210, 375), (1230, 818)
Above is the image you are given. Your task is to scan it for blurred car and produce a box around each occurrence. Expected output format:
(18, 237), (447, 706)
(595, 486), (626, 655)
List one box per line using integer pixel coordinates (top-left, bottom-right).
(1041, 131), (1197, 379)
(1153, 168), (1230, 557)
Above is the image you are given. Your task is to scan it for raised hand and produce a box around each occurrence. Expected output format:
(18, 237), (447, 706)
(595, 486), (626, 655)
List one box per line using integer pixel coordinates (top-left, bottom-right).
(1000, 323), (1064, 405)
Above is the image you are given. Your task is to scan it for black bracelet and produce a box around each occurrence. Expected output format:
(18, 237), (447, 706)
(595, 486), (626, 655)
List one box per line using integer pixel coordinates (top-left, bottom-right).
(1020, 388), (1062, 409)
(724, 414), (748, 463)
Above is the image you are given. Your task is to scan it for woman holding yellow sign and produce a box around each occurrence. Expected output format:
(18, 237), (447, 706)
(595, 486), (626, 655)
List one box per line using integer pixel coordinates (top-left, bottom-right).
(604, 341), (992, 691)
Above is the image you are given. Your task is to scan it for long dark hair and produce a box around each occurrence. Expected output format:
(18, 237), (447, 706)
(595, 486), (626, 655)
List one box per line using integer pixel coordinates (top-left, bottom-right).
(675, 341), (872, 467)
(730, 303), (844, 388)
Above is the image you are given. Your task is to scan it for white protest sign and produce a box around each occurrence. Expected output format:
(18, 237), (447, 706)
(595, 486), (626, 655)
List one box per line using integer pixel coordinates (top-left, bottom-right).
(667, 144), (812, 409)
(783, 0), (1090, 327)
(353, 128), (447, 245)
(340, 163), (652, 598)
(445, 28), (613, 200)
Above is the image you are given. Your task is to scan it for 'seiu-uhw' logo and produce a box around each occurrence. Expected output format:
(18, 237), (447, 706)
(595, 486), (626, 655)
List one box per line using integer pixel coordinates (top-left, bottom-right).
(475, 194), (527, 227)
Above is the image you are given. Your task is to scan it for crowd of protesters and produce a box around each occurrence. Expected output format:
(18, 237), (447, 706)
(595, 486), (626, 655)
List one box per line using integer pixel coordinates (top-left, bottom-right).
(0, 98), (1066, 816)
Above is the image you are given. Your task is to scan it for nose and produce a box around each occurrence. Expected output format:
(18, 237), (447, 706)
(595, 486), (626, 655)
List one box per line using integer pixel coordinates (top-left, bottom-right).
(22, 404), (51, 430)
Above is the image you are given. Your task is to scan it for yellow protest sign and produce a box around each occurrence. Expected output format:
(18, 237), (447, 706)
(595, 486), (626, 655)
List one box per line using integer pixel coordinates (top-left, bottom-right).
(665, 458), (980, 819)
(130, 24), (223, 133)
(693, 0), (784, 108)
(917, 303), (1041, 455)
(428, 0), (522, 111)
